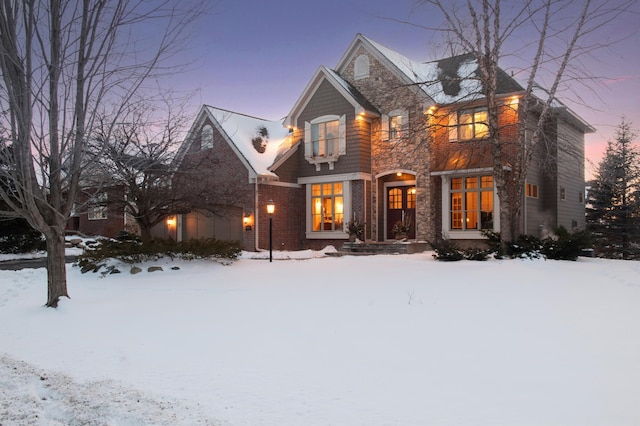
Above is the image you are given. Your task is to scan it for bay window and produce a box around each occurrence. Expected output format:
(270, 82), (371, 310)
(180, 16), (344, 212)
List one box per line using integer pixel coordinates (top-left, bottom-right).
(304, 115), (346, 170)
(450, 176), (494, 230)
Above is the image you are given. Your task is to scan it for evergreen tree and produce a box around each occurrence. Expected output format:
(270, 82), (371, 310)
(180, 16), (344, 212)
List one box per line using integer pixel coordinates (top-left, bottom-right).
(586, 120), (640, 259)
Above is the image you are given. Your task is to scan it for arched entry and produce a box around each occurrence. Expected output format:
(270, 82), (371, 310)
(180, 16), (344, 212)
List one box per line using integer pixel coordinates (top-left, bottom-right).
(386, 185), (416, 239)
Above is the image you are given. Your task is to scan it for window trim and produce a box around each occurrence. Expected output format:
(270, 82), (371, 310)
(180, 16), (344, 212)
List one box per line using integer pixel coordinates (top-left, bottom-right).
(381, 109), (409, 141)
(440, 173), (500, 239)
(88, 192), (108, 221)
(304, 115), (346, 170)
(305, 179), (351, 239)
(448, 107), (489, 142)
(201, 124), (214, 150)
(354, 54), (370, 80)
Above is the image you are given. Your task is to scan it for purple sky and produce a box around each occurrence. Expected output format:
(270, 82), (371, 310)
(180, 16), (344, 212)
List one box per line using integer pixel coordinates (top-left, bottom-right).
(174, 0), (640, 179)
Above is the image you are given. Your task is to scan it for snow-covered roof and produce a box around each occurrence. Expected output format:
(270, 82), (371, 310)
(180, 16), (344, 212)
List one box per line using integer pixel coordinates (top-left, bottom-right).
(361, 35), (485, 105)
(204, 106), (292, 179)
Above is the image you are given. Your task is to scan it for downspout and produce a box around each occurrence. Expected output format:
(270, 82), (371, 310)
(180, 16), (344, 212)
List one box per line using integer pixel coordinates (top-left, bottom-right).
(523, 187), (527, 237)
(254, 178), (260, 251)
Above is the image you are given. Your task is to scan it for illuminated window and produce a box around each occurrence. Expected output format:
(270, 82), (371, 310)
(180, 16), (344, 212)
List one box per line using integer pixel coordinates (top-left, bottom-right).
(382, 109), (408, 141)
(526, 183), (538, 198)
(88, 192), (108, 220)
(388, 188), (402, 209)
(311, 120), (339, 158)
(390, 115), (402, 139)
(449, 107), (489, 141)
(201, 124), (213, 150)
(311, 182), (344, 232)
(304, 115), (346, 169)
(407, 187), (416, 209)
(450, 176), (493, 230)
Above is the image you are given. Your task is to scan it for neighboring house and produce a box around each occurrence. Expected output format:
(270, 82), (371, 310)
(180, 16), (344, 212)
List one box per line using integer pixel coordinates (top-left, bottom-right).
(68, 185), (138, 238)
(153, 33), (595, 250)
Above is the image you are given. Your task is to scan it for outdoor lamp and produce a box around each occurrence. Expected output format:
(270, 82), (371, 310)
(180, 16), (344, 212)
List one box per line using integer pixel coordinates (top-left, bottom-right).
(267, 200), (275, 262)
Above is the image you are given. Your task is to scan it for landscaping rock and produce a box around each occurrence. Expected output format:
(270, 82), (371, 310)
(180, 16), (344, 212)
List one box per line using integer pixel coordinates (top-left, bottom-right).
(170, 266), (180, 270)
(68, 238), (83, 246)
(80, 262), (100, 274)
(147, 266), (163, 273)
(130, 266), (142, 275)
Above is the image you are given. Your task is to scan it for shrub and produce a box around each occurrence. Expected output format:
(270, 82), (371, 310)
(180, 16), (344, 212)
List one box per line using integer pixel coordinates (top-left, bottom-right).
(463, 247), (492, 261)
(76, 237), (242, 271)
(0, 218), (46, 254)
(541, 227), (592, 261)
(430, 239), (464, 261)
(482, 228), (591, 261)
(508, 234), (544, 259)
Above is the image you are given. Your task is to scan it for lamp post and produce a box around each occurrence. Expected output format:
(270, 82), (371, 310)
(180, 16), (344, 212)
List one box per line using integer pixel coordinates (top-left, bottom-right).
(266, 200), (275, 262)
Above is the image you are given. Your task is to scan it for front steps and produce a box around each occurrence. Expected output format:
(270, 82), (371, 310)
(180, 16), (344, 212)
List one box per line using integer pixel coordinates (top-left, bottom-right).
(329, 241), (430, 256)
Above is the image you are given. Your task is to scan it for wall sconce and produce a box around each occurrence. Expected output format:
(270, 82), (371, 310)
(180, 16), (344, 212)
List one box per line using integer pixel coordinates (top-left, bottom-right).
(166, 216), (176, 226)
(243, 213), (253, 231)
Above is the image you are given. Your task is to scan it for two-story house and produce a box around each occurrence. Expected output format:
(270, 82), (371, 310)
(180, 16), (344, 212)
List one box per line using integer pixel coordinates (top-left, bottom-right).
(157, 33), (592, 252)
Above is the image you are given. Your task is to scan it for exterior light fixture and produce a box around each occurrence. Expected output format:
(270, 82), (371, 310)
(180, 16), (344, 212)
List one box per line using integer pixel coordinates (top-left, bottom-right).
(266, 200), (275, 262)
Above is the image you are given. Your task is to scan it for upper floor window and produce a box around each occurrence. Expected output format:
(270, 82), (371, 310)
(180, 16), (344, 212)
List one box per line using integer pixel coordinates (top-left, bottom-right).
(390, 115), (403, 139)
(88, 192), (108, 220)
(526, 183), (539, 198)
(201, 124), (213, 150)
(381, 109), (408, 141)
(312, 120), (339, 158)
(304, 115), (346, 170)
(354, 54), (370, 80)
(449, 107), (489, 141)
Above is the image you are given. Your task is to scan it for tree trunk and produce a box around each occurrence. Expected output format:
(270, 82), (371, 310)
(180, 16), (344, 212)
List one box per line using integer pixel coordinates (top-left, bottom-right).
(140, 225), (153, 245)
(45, 228), (69, 308)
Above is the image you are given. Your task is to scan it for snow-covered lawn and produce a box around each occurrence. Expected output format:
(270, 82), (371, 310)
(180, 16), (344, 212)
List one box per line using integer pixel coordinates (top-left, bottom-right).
(1, 251), (639, 425)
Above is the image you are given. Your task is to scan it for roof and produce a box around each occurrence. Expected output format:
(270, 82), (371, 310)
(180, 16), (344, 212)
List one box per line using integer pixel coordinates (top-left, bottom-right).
(431, 143), (496, 173)
(361, 35), (524, 105)
(284, 66), (379, 128)
(175, 105), (292, 180)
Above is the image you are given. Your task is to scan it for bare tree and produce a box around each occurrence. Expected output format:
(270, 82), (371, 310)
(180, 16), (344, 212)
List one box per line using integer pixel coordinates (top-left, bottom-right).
(88, 93), (194, 243)
(0, 0), (206, 307)
(417, 0), (635, 243)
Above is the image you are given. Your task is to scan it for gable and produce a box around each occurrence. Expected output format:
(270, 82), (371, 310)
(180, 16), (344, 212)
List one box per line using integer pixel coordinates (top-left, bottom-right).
(174, 105), (291, 181)
(284, 66), (378, 129)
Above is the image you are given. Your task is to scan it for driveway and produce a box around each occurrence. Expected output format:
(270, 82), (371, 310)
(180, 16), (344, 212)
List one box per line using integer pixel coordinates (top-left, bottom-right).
(0, 256), (78, 271)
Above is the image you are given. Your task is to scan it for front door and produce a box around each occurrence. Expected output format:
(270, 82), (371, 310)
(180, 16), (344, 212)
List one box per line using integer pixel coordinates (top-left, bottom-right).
(386, 186), (416, 239)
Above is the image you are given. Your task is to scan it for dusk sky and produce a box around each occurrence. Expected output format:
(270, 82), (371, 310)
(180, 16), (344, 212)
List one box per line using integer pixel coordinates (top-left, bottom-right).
(172, 0), (640, 179)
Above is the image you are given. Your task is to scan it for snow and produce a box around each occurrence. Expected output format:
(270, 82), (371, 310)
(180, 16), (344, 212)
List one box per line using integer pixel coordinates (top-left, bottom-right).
(205, 106), (292, 178)
(1, 251), (640, 425)
(364, 35), (483, 105)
